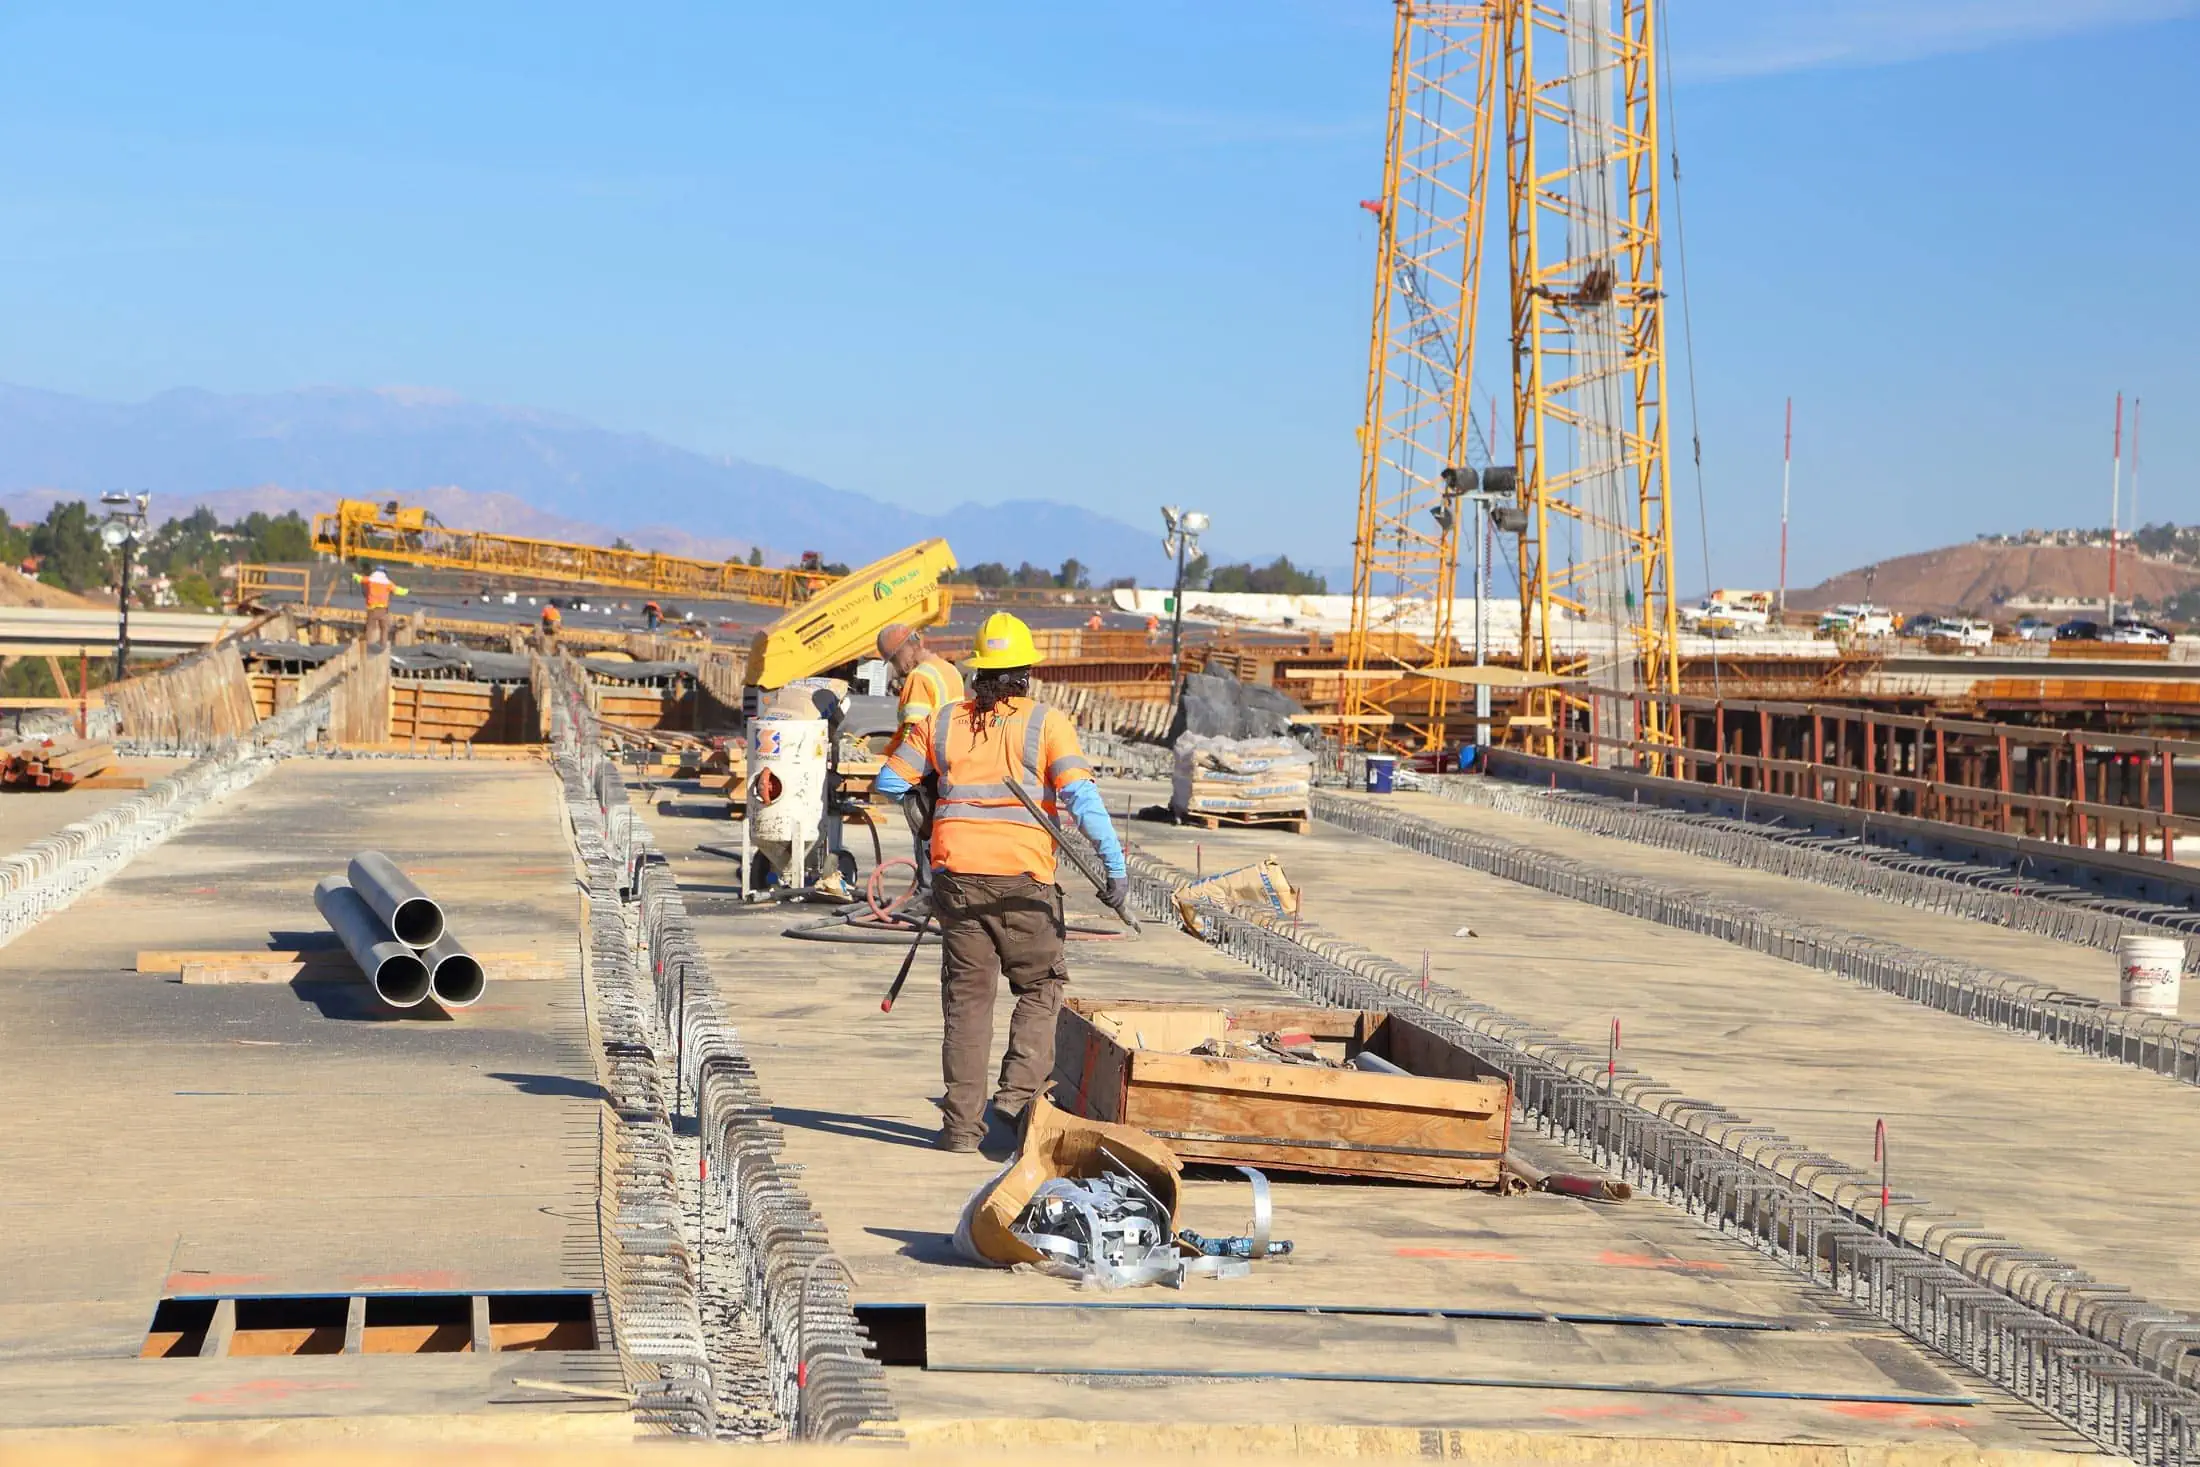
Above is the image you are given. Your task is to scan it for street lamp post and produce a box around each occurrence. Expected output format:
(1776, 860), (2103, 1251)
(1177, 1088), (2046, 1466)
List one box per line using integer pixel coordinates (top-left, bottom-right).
(1436, 468), (1523, 757)
(1160, 506), (1208, 710)
(99, 492), (150, 683)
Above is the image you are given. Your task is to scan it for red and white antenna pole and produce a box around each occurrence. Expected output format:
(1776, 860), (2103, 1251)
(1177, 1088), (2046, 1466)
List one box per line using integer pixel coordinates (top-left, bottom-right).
(2108, 392), (2123, 624)
(1777, 397), (1792, 620)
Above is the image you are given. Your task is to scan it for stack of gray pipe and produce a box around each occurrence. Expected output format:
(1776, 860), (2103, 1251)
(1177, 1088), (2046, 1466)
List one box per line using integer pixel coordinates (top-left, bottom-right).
(312, 851), (485, 1010)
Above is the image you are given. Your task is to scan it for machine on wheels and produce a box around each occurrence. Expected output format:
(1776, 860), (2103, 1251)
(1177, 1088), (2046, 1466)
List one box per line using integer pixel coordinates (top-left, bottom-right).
(733, 539), (958, 904)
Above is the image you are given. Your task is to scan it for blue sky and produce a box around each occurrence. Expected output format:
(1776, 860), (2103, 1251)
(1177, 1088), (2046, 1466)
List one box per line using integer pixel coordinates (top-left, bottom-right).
(0, 1), (2192, 590)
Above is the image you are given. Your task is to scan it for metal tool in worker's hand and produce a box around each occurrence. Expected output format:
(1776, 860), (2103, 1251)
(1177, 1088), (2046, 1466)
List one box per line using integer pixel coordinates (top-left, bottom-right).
(1002, 772), (1140, 932)
(879, 909), (934, 1013)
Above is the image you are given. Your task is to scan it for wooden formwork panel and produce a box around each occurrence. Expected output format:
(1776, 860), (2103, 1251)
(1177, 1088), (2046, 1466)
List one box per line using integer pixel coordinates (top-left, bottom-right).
(596, 689), (694, 733)
(388, 679), (536, 745)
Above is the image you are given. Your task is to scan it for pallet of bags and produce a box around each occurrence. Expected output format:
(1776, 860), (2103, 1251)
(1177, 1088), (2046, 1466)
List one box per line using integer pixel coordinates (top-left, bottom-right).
(1170, 734), (1312, 833)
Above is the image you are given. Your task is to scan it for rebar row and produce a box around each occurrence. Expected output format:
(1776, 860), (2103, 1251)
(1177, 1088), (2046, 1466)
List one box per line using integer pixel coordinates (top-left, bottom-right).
(0, 686), (333, 950)
(1431, 772), (2200, 960)
(550, 691), (717, 1435)
(547, 664), (896, 1442)
(1122, 845), (2200, 1465)
(1309, 790), (2200, 1085)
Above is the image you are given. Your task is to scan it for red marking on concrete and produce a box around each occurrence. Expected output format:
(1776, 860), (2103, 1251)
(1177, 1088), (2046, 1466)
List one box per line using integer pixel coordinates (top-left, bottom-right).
(1595, 1249), (1730, 1272)
(346, 1270), (464, 1290)
(185, 887), (218, 896)
(165, 1273), (267, 1291)
(188, 1379), (358, 1407)
(1393, 1247), (1522, 1262)
(1548, 1403), (1648, 1420)
(1826, 1402), (1967, 1429)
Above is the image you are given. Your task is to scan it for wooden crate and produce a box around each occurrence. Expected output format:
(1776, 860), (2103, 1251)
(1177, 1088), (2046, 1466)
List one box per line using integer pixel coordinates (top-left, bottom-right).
(1051, 999), (1510, 1185)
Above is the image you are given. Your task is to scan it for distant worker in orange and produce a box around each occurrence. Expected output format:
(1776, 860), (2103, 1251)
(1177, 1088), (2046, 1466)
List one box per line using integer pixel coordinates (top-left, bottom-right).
(352, 568), (409, 648)
(875, 612), (1129, 1152)
(539, 601), (563, 648)
(1086, 610), (1104, 631)
(643, 599), (662, 633)
(1144, 613), (1160, 639)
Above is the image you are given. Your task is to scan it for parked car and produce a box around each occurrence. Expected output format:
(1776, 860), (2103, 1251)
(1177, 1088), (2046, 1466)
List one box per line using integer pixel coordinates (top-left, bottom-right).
(2054, 619), (2104, 641)
(2013, 616), (2054, 641)
(1901, 613), (1945, 639)
(2104, 619), (2171, 645)
(1949, 618), (1994, 649)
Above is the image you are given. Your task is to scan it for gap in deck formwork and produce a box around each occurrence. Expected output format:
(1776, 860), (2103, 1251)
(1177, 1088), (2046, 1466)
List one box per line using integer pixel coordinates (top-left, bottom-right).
(140, 1290), (599, 1358)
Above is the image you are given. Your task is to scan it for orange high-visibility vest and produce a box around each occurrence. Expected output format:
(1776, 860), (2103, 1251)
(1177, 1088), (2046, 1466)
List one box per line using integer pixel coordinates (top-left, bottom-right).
(896, 654), (965, 728)
(363, 580), (392, 610)
(882, 697), (1092, 881)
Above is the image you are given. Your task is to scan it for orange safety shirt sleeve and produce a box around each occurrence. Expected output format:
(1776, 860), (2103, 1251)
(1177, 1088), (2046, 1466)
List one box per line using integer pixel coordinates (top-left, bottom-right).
(880, 713), (935, 786)
(1037, 709), (1093, 793)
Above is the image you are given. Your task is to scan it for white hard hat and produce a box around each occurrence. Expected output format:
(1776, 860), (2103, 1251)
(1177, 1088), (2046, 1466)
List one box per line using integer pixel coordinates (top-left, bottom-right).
(367, 569), (390, 582)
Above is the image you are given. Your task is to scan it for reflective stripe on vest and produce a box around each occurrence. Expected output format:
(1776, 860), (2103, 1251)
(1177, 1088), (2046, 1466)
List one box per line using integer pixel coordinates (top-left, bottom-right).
(935, 700), (1053, 829)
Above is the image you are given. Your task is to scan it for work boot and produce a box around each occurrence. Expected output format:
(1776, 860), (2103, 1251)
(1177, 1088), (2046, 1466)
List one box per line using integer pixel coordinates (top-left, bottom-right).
(978, 1104), (1025, 1161)
(933, 1127), (981, 1154)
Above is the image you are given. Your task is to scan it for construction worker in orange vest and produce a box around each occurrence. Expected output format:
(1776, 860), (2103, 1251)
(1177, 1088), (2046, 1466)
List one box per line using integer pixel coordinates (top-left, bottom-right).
(877, 621), (966, 886)
(352, 568), (409, 648)
(643, 599), (662, 632)
(539, 601), (563, 648)
(1085, 610), (1104, 631)
(876, 611), (1129, 1152)
(877, 622), (964, 731)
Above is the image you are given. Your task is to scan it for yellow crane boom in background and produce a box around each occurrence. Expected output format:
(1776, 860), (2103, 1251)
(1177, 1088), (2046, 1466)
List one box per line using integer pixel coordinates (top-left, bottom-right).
(311, 499), (836, 607)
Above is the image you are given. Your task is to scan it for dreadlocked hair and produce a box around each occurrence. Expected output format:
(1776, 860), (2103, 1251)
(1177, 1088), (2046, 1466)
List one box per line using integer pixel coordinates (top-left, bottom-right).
(967, 666), (1033, 730)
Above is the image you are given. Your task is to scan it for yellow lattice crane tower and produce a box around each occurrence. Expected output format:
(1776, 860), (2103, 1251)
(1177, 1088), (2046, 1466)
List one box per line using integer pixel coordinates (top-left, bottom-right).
(1344, 0), (1678, 764)
(1506, 0), (1680, 762)
(1343, 2), (1504, 752)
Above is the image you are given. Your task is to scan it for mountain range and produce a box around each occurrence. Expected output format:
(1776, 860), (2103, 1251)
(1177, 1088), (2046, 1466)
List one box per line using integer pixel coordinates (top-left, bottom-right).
(0, 383), (1175, 580)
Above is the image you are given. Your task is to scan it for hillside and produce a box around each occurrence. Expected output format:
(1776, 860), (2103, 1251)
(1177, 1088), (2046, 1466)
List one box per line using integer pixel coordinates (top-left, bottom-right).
(0, 384), (1174, 580)
(1789, 541), (2200, 616)
(0, 565), (103, 610)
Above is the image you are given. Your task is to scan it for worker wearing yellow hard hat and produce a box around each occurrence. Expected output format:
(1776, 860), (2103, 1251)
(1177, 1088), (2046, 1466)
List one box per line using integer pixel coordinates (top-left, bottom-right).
(876, 611), (1130, 1152)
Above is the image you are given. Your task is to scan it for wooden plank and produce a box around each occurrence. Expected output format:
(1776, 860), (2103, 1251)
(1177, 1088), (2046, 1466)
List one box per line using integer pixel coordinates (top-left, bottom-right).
(74, 772), (148, 790)
(178, 958), (563, 984)
(139, 947), (555, 974)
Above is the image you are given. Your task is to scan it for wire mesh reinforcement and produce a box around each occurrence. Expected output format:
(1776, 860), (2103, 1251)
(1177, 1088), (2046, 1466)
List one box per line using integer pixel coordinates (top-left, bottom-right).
(0, 686), (334, 949)
(1432, 771), (2200, 961)
(547, 662), (895, 1442)
(1309, 789), (2200, 1085)
(1121, 843), (2200, 1465)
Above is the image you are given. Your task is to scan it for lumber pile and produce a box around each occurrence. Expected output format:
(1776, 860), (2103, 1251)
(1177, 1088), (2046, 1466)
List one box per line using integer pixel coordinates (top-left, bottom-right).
(1170, 734), (1313, 832)
(1032, 679), (1175, 741)
(0, 739), (115, 790)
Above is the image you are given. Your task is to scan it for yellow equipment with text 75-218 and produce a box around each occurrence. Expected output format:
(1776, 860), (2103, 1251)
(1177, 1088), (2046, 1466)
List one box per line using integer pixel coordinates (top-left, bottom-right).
(745, 538), (958, 690)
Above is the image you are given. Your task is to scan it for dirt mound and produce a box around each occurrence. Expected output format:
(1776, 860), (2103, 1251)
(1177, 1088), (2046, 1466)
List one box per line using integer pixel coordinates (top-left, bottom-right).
(1790, 542), (2200, 616)
(0, 565), (105, 610)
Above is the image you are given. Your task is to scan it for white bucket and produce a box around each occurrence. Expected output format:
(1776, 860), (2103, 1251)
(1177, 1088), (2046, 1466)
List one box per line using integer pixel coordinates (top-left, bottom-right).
(2117, 934), (2186, 1017)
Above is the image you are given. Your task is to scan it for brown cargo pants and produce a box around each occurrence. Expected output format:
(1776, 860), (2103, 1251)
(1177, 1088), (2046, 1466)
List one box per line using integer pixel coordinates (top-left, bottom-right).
(933, 870), (1067, 1144)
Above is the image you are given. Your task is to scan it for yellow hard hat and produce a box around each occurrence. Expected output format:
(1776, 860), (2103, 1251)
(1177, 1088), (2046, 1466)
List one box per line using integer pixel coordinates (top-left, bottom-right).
(967, 611), (1042, 670)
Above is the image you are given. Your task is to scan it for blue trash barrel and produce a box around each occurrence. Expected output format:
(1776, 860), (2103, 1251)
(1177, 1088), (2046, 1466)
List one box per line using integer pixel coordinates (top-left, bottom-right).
(1364, 754), (1398, 794)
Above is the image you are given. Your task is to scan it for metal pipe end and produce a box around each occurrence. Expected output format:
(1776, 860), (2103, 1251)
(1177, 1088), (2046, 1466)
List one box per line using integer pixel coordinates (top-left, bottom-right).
(376, 952), (433, 1008)
(389, 896), (444, 949)
(431, 951), (486, 1007)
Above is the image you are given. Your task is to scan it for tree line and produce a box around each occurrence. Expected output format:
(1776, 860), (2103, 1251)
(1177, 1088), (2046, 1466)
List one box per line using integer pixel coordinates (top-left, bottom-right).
(944, 554), (1326, 595)
(0, 500), (314, 608)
